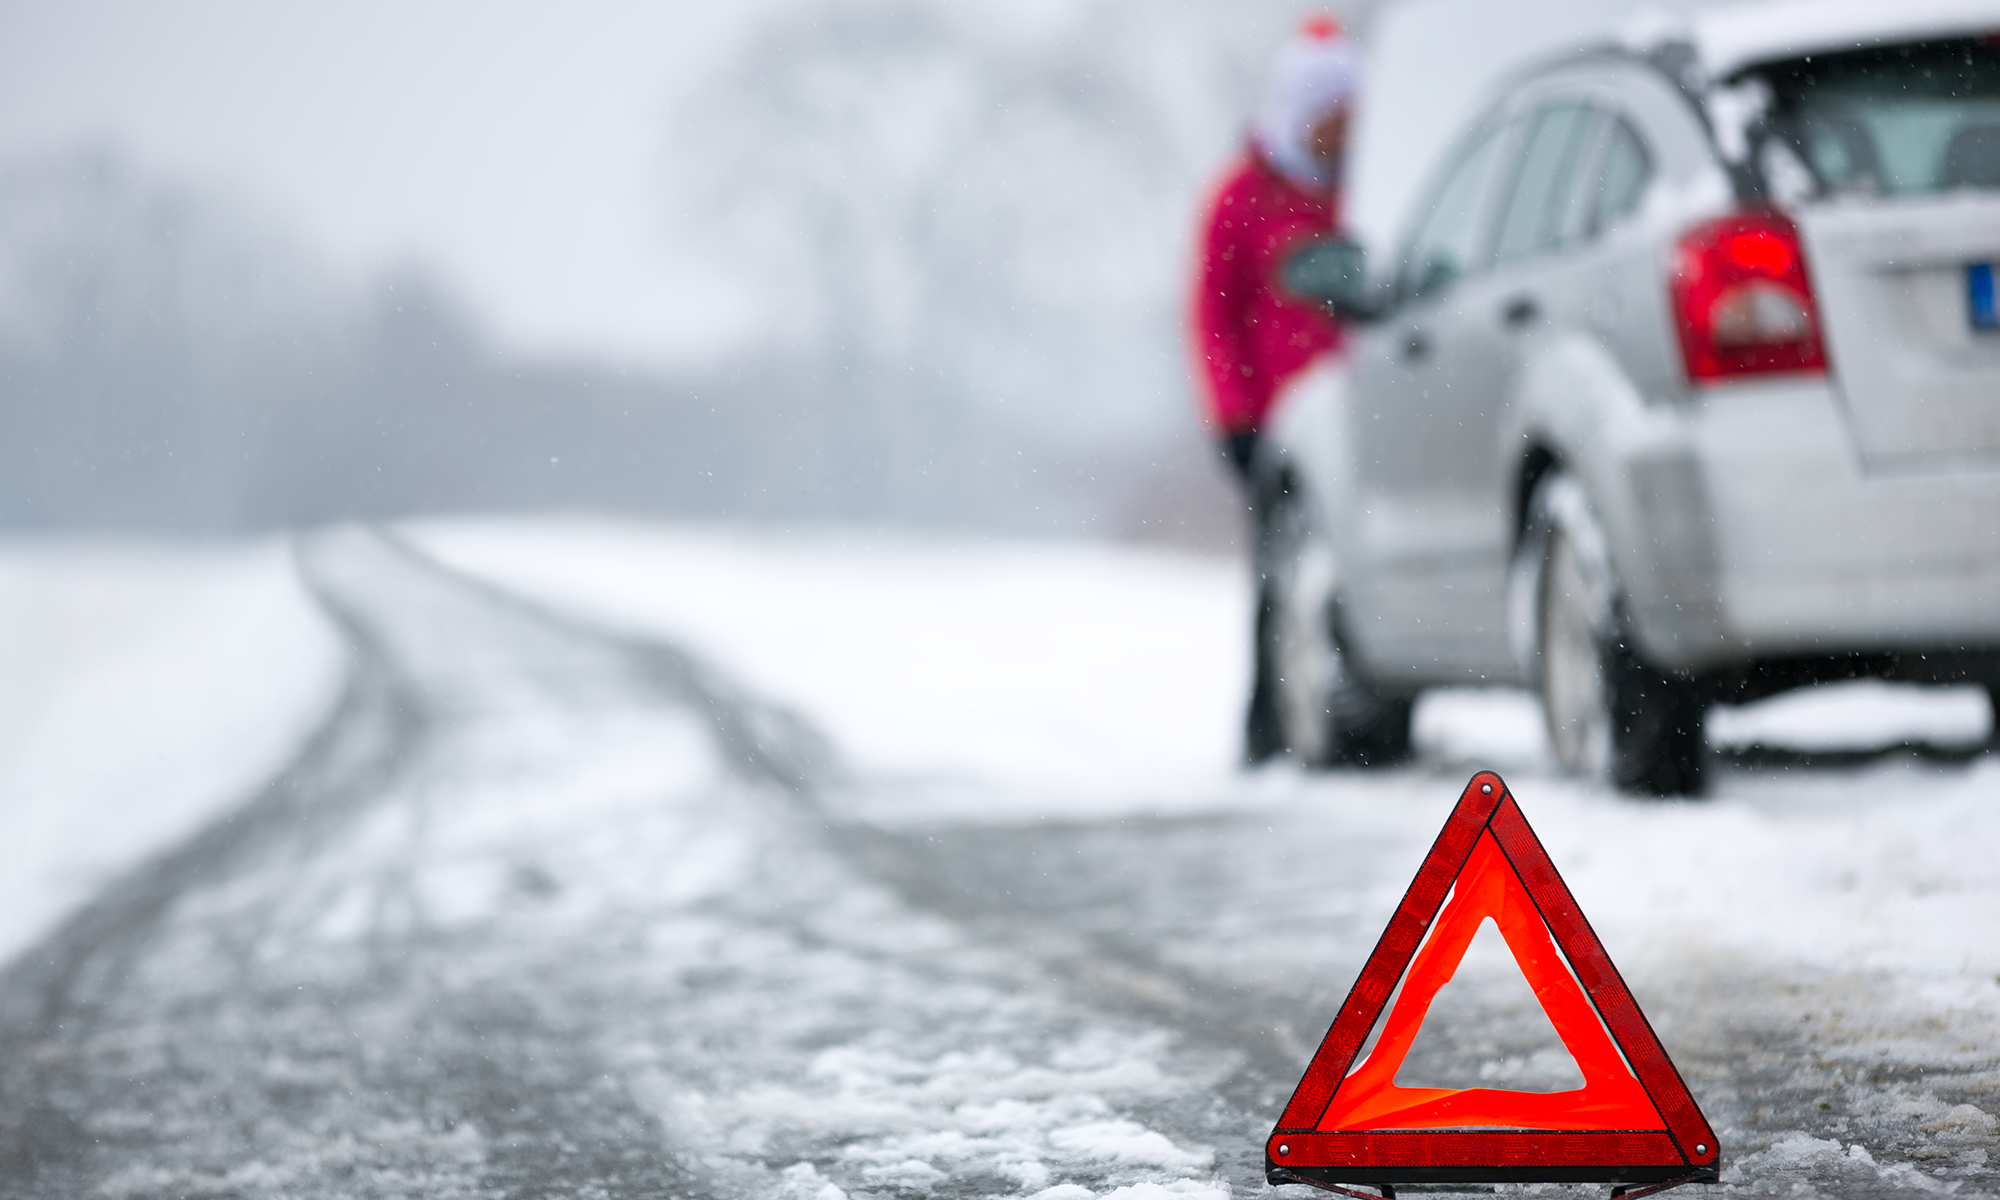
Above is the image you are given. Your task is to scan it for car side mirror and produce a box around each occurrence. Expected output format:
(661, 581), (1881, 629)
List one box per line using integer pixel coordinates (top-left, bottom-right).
(1285, 238), (1384, 323)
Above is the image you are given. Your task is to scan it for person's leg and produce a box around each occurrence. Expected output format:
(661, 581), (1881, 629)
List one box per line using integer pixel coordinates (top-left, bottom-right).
(1237, 437), (1284, 763)
(1223, 432), (1258, 479)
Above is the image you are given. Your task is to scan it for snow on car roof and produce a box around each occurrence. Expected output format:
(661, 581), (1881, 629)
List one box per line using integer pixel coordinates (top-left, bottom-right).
(1691, 0), (2000, 80)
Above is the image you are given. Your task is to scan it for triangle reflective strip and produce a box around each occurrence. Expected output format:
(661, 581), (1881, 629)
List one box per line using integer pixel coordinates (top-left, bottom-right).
(1318, 830), (1662, 1131)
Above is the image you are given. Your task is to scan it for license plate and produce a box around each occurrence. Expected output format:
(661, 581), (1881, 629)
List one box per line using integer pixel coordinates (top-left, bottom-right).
(1972, 262), (1998, 331)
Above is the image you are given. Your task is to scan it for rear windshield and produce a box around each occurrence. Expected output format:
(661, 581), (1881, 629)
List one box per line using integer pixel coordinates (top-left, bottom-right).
(1750, 36), (2000, 196)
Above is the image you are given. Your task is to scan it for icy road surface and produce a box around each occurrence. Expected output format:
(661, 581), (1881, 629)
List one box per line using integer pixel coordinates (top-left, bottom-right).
(0, 522), (1996, 1199)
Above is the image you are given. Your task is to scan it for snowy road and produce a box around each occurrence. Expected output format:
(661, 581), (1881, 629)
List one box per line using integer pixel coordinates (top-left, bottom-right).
(1, 525), (1996, 1199)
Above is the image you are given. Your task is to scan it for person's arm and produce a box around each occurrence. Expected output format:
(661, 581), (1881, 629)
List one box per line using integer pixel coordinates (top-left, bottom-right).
(1188, 173), (1260, 442)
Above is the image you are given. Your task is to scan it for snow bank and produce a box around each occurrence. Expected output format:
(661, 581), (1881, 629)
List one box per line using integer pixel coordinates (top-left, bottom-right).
(0, 537), (342, 966)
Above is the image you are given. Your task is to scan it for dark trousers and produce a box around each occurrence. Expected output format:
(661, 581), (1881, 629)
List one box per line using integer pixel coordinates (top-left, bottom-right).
(1226, 433), (1285, 763)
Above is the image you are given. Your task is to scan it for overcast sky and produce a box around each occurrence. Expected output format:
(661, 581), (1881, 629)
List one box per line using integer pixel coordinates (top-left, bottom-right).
(0, 0), (1704, 373)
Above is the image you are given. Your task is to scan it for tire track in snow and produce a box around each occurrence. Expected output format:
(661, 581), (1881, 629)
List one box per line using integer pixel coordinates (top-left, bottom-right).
(0, 528), (1245, 1200)
(3, 526), (1993, 1199)
(0, 527), (734, 1197)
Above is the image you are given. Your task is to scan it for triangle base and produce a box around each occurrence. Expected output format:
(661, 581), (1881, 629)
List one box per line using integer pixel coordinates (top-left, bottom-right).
(1266, 1129), (1717, 1185)
(1271, 1162), (1716, 1190)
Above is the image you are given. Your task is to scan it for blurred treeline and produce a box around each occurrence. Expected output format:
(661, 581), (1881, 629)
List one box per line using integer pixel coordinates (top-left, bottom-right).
(0, 0), (1316, 546)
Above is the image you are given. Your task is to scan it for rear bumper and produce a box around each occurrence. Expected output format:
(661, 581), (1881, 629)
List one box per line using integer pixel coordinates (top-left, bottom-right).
(1606, 376), (2000, 675)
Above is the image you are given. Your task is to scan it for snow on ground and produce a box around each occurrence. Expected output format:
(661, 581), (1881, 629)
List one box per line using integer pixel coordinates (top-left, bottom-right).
(408, 515), (1251, 803)
(410, 515), (2000, 1195)
(3, 528), (1249, 1200)
(5, 516), (1998, 1196)
(414, 514), (2000, 982)
(1709, 678), (1992, 751)
(0, 537), (342, 966)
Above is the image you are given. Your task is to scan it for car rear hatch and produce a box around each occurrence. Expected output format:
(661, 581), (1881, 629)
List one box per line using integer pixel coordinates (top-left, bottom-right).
(1741, 34), (2000, 469)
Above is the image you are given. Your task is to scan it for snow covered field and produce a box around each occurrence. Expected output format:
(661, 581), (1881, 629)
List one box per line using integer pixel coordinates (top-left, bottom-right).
(2, 517), (1996, 1198)
(0, 538), (342, 965)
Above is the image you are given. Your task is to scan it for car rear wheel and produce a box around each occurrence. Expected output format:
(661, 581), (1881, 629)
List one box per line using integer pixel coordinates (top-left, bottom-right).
(1261, 478), (1412, 768)
(1539, 520), (1614, 780)
(1529, 472), (1706, 796)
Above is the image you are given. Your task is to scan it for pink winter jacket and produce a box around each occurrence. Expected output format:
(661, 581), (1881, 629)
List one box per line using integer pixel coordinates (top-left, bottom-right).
(1187, 147), (1345, 437)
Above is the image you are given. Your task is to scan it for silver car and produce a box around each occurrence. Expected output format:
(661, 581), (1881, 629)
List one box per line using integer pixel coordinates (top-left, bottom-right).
(1264, 2), (2000, 794)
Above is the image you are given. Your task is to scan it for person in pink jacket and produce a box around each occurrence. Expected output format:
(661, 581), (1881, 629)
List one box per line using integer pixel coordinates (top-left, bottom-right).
(1187, 15), (1361, 761)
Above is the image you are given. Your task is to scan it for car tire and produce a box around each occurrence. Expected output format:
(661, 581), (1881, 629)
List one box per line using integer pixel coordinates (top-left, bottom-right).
(1526, 471), (1706, 796)
(1260, 475), (1412, 768)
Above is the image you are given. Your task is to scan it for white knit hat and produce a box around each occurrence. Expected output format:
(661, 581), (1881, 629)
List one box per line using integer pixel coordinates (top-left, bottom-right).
(1253, 14), (1362, 190)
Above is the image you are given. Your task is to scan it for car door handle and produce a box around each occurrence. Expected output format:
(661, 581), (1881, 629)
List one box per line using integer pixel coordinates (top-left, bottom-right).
(1501, 294), (1540, 328)
(1402, 330), (1432, 362)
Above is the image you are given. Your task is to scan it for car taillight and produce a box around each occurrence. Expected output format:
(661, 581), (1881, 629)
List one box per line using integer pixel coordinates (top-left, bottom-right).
(1670, 210), (1826, 383)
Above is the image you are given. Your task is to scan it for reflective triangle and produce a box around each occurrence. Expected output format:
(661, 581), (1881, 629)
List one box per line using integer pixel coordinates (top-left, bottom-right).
(1264, 771), (1720, 1190)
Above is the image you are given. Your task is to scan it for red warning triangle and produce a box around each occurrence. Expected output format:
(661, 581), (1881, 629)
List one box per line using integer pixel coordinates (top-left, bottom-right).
(1265, 772), (1719, 1196)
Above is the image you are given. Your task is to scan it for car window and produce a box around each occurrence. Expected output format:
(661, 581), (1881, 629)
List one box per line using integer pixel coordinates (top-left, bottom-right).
(1584, 117), (1650, 236)
(1752, 37), (2000, 196)
(1492, 104), (1597, 265)
(1398, 123), (1508, 302)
